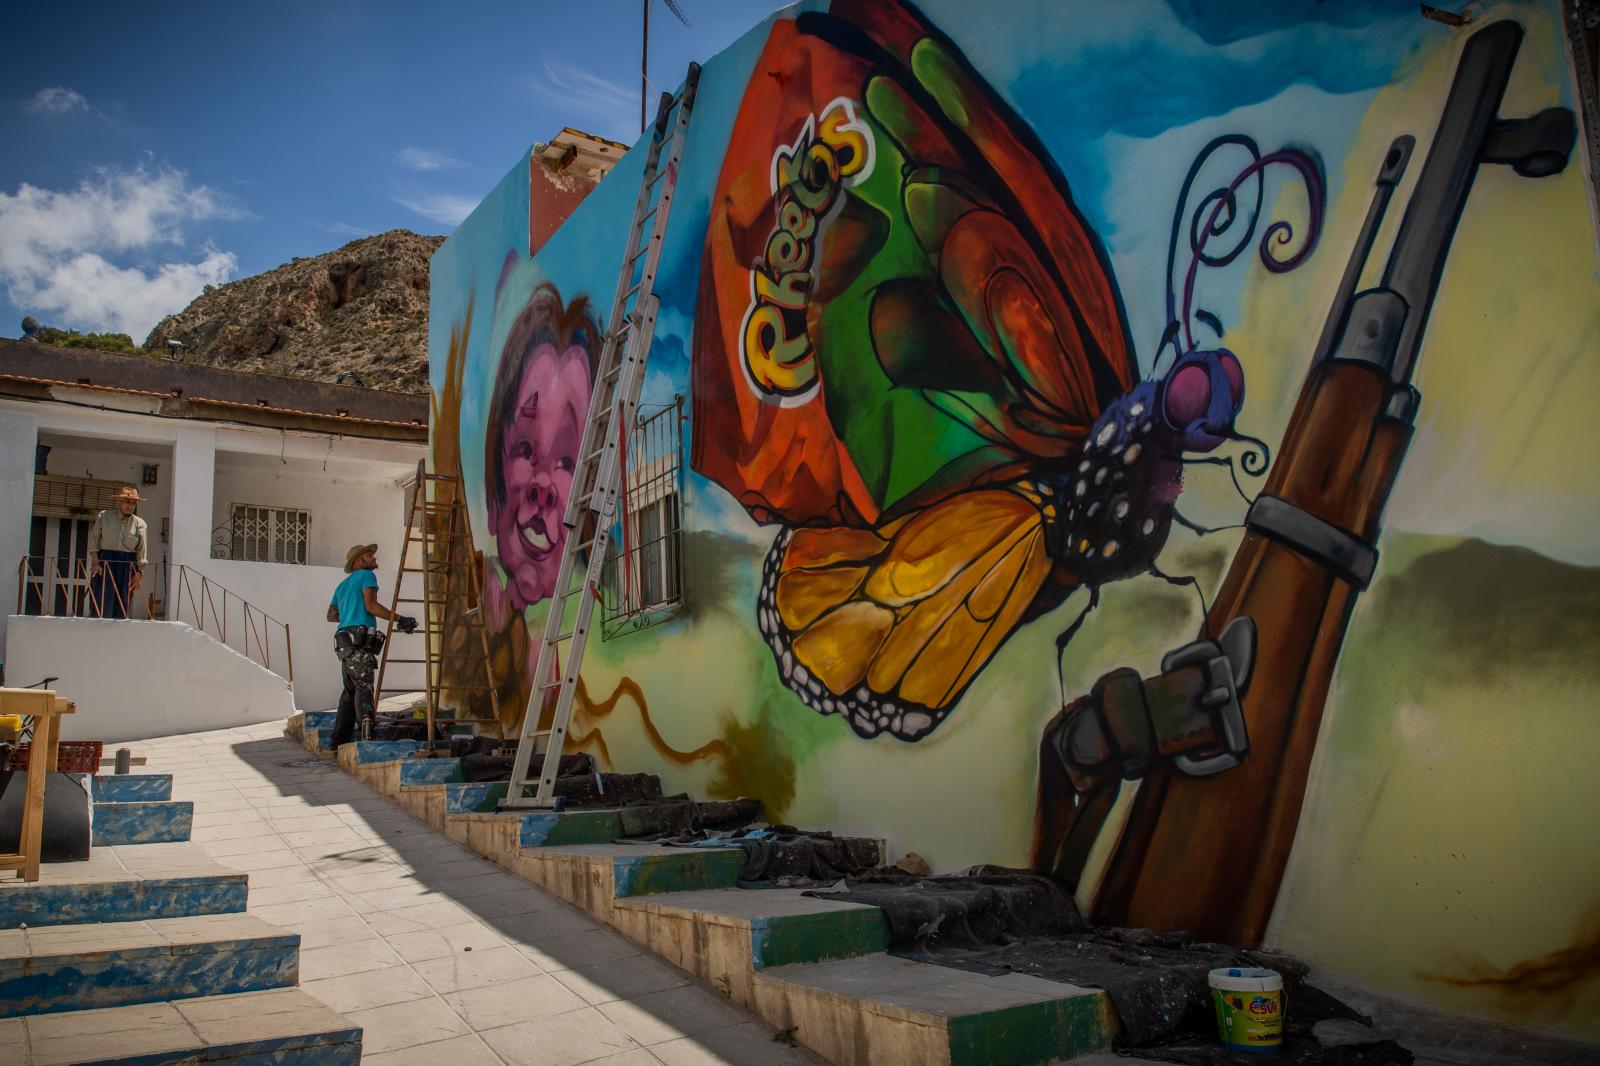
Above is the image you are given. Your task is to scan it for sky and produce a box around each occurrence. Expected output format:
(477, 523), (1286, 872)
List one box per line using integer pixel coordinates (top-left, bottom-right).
(0, 0), (787, 344)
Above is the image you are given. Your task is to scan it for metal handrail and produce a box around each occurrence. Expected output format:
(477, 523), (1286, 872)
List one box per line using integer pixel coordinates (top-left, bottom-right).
(171, 565), (294, 683)
(13, 555), (293, 683)
(16, 554), (134, 621)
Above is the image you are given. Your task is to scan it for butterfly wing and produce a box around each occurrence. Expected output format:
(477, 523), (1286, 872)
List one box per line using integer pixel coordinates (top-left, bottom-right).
(693, 0), (1136, 527)
(758, 487), (1056, 740)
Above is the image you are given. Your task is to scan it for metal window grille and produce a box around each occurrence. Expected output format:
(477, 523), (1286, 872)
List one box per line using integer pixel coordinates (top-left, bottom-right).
(601, 397), (686, 638)
(229, 504), (309, 565)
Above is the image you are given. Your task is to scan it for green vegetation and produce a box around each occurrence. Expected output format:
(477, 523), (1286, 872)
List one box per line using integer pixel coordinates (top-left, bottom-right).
(28, 325), (151, 356)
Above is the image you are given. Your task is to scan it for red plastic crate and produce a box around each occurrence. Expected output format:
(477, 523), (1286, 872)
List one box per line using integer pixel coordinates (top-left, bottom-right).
(6, 740), (103, 774)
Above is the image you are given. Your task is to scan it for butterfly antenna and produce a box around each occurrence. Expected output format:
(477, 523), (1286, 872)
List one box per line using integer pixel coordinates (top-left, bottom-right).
(1053, 585), (1101, 703)
(1194, 308), (1225, 339)
(1182, 455), (1258, 506)
(1152, 320), (1182, 377)
(1149, 562), (1212, 640)
(1227, 429), (1272, 477)
(1171, 509), (1245, 537)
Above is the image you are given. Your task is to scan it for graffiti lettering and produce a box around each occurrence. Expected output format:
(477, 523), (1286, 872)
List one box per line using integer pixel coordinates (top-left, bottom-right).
(740, 98), (874, 405)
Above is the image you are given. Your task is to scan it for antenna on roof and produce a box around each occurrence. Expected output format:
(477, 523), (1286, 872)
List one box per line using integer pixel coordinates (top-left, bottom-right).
(642, 0), (692, 133)
(167, 340), (186, 361)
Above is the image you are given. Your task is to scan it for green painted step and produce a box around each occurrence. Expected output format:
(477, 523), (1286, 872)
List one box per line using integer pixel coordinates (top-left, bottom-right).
(752, 953), (1116, 1066)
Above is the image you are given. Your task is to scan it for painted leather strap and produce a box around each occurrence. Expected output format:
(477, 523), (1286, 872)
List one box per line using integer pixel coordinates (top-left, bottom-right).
(1245, 494), (1378, 590)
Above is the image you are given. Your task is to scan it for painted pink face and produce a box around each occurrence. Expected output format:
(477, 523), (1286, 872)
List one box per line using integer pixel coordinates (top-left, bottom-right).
(491, 343), (591, 609)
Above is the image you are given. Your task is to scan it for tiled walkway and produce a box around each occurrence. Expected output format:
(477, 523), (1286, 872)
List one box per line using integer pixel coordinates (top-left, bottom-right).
(146, 721), (824, 1066)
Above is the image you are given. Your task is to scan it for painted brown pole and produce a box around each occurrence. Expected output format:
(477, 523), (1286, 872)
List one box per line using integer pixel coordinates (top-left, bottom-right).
(1091, 20), (1575, 945)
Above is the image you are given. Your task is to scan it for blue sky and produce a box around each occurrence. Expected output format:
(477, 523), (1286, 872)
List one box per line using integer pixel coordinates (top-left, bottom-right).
(0, 0), (785, 343)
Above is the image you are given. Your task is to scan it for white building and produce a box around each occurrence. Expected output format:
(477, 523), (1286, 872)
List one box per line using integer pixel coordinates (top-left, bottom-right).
(1, 339), (427, 733)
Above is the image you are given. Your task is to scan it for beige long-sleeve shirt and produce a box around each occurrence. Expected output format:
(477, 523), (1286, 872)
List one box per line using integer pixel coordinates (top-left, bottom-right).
(91, 510), (148, 566)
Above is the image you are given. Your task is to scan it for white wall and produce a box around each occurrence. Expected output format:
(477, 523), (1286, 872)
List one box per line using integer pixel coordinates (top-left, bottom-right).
(0, 410), (39, 660)
(200, 449), (422, 709)
(5, 615), (295, 743)
(0, 397), (426, 711)
(188, 557), (425, 712)
(209, 450), (411, 569)
(33, 435), (175, 621)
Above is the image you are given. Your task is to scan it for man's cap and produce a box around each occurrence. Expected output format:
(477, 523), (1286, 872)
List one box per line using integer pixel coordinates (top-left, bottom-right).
(114, 486), (142, 501)
(345, 543), (379, 572)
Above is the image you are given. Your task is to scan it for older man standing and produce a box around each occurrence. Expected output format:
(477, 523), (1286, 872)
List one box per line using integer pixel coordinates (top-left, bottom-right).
(89, 486), (148, 619)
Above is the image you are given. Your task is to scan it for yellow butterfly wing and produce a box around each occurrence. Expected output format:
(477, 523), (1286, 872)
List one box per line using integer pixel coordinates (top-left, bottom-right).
(757, 488), (1052, 740)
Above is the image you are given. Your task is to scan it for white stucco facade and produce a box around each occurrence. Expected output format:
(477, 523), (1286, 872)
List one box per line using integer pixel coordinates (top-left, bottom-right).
(0, 384), (426, 712)
(5, 616), (297, 742)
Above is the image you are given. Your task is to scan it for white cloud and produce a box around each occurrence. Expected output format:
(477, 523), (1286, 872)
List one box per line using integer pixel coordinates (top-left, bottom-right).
(0, 164), (241, 340)
(529, 61), (638, 140)
(24, 87), (89, 114)
(394, 146), (463, 171)
(317, 221), (373, 237)
(32, 248), (237, 337)
(393, 192), (479, 226)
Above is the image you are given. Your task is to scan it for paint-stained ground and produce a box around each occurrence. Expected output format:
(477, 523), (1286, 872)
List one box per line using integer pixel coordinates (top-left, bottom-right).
(148, 720), (825, 1066)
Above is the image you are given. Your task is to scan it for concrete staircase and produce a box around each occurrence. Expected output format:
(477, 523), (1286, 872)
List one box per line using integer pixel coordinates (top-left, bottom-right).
(288, 711), (1118, 1066)
(91, 774), (194, 846)
(0, 780), (361, 1062)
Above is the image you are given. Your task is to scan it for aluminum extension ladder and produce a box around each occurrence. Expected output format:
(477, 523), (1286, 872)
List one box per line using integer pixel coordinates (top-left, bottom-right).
(500, 62), (701, 810)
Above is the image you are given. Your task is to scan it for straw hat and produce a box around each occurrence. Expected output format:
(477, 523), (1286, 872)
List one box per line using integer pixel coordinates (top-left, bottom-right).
(345, 543), (379, 573)
(113, 486), (142, 501)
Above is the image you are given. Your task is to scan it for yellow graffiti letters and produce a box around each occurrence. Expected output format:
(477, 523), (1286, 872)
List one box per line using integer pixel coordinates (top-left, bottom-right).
(741, 99), (875, 403)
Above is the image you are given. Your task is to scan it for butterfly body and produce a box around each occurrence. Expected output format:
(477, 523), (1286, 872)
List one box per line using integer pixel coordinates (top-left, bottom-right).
(1038, 380), (1185, 589)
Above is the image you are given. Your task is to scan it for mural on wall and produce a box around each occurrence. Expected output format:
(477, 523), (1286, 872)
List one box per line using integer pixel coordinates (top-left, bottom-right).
(693, 2), (1326, 745)
(432, 0), (1600, 1036)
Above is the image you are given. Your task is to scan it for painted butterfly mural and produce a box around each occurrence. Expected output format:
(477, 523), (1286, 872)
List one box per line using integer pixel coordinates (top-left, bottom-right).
(691, 0), (1322, 742)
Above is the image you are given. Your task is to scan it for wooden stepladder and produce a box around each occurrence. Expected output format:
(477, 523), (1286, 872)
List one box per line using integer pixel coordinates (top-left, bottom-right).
(375, 460), (501, 746)
(0, 687), (74, 882)
(501, 63), (701, 810)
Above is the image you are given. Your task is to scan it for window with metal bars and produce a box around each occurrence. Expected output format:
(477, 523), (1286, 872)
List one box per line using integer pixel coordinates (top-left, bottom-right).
(602, 398), (686, 638)
(229, 504), (310, 565)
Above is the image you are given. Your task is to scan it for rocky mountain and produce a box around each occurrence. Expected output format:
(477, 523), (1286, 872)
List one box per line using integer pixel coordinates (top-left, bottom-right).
(143, 229), (444, 394)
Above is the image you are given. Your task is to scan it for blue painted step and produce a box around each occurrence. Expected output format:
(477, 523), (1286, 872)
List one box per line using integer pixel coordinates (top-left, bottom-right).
(303, 710), (336, 731)
(91, 774), (173, 803)
(0, 845), (247, 928)
(0, 913), (298, 1017)
(446, 781), (509, 814)
(345, 739), (423, 764)
(400, 758), (463, 786)
(92, 801), (194, 846)
(11, 986), (362, 1064)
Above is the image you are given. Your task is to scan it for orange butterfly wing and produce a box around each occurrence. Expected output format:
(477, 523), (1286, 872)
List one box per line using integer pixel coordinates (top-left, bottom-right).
(758, 489), (1054, 740)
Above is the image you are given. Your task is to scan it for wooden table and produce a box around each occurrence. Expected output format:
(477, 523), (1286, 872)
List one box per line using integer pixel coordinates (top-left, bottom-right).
(0, 687), (76, 882)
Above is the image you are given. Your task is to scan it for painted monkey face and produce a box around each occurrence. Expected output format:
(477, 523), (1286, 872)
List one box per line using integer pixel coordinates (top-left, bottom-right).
(491, 343), (591, 609)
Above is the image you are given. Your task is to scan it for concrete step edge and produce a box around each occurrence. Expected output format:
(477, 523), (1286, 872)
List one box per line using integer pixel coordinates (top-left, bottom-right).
(16, 986), (361, 1065)
(0, 914), (301, 1018)
(752, 953), (1117, 1066)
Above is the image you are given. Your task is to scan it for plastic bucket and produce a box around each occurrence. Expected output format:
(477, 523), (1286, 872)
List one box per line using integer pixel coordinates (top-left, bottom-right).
(1209, 967), (1284, 1052)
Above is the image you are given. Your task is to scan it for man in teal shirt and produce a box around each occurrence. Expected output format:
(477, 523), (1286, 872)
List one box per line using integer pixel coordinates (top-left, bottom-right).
(327, 543), (415, 747)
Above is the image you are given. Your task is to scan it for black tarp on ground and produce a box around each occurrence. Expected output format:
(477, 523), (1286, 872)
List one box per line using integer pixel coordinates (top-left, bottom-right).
(635, 825), (883, 886)
(615, 796), (764, 838)
(804, 869), (1412, 1064)
(806, 865), (1081, 948)
(458, 750), (593, 783)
